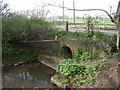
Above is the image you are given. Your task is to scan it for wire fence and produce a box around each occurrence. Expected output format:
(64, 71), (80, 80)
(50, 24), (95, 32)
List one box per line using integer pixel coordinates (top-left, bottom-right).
(51, 20), (117, 31)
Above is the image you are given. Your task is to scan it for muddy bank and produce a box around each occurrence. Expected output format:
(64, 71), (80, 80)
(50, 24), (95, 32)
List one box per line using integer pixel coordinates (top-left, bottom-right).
(38, 55), (62, 70)
(2, 60), (37, 67)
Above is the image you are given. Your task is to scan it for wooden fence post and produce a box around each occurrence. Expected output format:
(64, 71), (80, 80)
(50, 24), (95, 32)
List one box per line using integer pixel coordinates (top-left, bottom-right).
(65, 21), (68, 31)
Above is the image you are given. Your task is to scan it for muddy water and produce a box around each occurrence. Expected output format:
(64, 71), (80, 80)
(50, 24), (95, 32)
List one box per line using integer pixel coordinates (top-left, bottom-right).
(2, 62), (56, 88)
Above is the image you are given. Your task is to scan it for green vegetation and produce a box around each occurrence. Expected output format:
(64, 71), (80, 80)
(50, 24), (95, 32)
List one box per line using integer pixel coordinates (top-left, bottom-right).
(51, 25), (116, 87)
(73, 64), (100, 87)
(92, 31), (108, 40)
(55, 48), (111, 87)
(49, 30), (83, 38)
(2, 42), (22, 56)
(53, 75), (70, 84)
(85, 66), (100, 76)
(113, 52), (120, 56)
(73, 74), (95, 87)
(2, 40), (38, 62)
(56, 58), (103, 87)
(116, 66), (120, 72)
(75, 49), (92, 62)
(2, 15), (52, 42)
(49, 29), (116, 43)
(50, 29), (96, 46)
(47, 19), (85, 23)
(85, 30), (113, 41)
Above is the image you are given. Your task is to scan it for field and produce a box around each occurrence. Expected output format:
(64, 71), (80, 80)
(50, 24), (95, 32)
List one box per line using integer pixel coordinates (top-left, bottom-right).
(47, 18), (115, 25)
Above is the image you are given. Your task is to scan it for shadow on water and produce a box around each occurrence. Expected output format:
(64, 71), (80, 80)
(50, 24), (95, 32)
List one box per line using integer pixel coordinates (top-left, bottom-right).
(2, 62), (57, 88)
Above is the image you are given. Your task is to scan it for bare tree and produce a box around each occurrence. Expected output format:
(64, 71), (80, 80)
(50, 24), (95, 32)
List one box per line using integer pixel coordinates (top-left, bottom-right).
(0, 0), (10, 18)
(30, 5), (50, 19)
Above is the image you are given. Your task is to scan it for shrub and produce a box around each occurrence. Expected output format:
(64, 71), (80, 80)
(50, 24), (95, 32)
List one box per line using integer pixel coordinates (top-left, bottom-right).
(2, 15), (30, 42)
(92, 31), (108, 40)
(2, 42), (23, 56)
(2, 14), (53, 57)
(85, 31), (111, 41)
(2, 14), (53, 42)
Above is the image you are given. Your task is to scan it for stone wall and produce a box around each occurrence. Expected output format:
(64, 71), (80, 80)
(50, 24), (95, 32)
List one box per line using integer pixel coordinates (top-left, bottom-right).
(18, 41), (60, 56)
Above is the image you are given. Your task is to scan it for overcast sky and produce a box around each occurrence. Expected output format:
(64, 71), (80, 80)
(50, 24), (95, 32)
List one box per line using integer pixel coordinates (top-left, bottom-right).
(6, 0), (120, 18)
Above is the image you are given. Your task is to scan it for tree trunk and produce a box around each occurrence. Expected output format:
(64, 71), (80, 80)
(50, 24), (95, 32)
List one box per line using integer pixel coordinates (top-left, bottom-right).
(116, 1), (120, 50)
(117, 25), (120, 50)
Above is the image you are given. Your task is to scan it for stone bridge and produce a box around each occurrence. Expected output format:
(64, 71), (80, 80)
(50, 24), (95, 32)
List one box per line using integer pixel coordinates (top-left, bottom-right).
(59, 36), (111, 58)
(19, 36), (115, 59)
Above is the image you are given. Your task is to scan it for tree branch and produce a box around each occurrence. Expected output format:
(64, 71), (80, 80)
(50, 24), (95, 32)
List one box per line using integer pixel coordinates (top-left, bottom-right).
(44, 3), (115, 24)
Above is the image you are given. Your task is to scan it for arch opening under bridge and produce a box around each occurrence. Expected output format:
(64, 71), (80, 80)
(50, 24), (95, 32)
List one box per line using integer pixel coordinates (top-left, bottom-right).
(61, 46), (72, 59)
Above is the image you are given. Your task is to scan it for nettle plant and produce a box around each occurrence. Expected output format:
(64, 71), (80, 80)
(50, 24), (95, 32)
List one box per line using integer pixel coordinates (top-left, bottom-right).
(56, 59), (86, 76)
(75, 49), (92, 62)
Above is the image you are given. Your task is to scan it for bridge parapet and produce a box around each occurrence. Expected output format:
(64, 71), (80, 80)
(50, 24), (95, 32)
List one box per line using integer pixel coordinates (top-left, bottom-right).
(18, 37), (116, 59)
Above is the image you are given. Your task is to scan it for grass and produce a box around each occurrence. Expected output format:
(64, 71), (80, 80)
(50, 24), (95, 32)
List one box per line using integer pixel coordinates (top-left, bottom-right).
(54, 75), (70, 84)
(47, 19), (85, 23)
(49, 29), (84, 38)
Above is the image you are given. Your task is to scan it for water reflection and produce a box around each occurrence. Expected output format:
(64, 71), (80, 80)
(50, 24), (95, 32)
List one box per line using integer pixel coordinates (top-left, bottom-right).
(2, 63), (55, 88)
(16, 72), (33, 81)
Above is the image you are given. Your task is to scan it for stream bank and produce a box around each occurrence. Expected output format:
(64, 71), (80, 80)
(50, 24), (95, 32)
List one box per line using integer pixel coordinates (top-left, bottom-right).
(48, 55), (119, 88)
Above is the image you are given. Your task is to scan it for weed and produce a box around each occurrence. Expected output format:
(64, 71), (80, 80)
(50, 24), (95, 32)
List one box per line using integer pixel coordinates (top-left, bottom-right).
(85, 66), (100, 76)
(98, 59), (109, 69)
(56, 58), (101, 87)
(56, 78), (69, 84)
(85, 74), (95, 83)
(113, 52), (120, 56)
(74, 74), (95, 87)
(116, 67), (120, 72)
